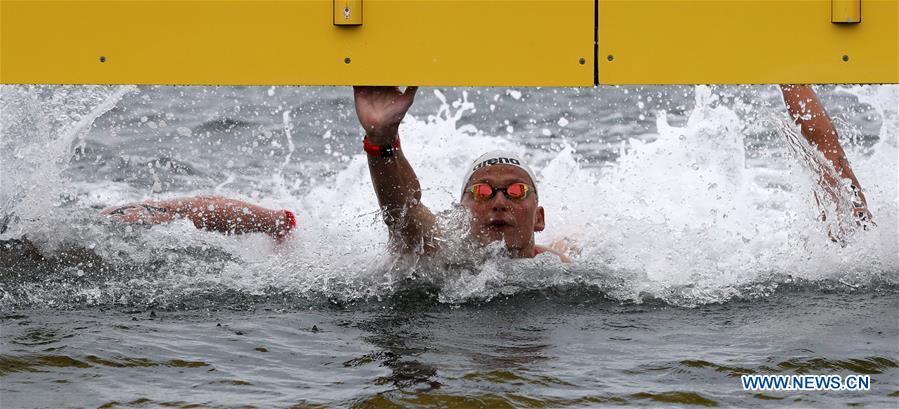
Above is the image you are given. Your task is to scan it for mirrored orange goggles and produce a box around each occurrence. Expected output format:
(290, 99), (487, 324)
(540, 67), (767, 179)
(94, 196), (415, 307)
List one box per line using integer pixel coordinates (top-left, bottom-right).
(468, 182), (531, 202)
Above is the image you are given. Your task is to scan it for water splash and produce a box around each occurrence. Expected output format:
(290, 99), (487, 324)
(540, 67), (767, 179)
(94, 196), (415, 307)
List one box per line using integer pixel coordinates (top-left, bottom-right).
(1, 85), (137, 236)
(1, 85), (896, 309)
(534, 85), (897, 304)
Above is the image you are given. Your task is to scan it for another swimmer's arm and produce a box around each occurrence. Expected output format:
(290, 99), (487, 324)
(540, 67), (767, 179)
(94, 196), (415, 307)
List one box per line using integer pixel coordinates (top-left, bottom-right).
(353, 86), (439, 252)
(103, 196), (295, 239)
(779, 85), (871, 219)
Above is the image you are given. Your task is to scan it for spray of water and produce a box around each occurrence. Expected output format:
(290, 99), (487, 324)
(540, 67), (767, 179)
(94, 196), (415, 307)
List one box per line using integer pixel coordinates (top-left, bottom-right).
(1, 85), (896, 309)
(1, 85), (136, 236)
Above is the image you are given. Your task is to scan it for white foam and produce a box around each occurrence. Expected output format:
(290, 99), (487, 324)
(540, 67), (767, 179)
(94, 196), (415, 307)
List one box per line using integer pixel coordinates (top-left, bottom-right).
(3, 85), (897, 307)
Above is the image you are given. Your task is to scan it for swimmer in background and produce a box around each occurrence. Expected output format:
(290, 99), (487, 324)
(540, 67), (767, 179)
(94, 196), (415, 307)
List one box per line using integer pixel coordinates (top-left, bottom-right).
(102, 85), (871, 251)
(101, 197), (296, 242)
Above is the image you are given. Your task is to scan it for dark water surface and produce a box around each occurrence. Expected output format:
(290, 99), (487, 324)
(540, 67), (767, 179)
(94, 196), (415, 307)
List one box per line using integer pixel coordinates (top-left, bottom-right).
(2, 288), (897, 408)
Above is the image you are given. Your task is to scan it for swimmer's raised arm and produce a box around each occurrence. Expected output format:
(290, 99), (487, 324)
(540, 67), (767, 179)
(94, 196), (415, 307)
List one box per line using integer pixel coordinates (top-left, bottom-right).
(353, 86), (438, 253)
(102, 196), (295, 240)
(779, 85), (872, 223)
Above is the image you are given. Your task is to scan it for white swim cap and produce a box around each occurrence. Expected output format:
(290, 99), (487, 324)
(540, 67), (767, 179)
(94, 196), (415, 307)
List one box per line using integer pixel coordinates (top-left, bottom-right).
(460, 150), (538, 199)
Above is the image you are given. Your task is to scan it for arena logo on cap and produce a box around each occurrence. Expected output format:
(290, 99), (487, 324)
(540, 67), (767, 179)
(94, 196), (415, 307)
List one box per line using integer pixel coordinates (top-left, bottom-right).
(472, 157), (521, 171)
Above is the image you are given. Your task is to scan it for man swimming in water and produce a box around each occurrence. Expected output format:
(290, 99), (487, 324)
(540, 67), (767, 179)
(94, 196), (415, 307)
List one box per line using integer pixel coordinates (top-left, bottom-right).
(353, 85), (566, 260)
(103, 85), (871, 253)
(352, 84), (874, 258)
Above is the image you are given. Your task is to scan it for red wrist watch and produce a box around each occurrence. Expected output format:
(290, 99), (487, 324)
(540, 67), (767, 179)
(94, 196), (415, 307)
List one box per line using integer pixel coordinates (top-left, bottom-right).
(363, 137), (400, 158)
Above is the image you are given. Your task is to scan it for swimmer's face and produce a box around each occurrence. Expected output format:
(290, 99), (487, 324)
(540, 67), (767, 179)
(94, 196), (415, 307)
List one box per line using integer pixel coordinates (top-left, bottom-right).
(461, 165), (545, 254)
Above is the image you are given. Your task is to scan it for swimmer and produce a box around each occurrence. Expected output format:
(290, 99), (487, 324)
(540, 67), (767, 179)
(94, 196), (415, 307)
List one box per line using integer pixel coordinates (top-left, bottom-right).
(355, 85), (872, 258)
(101, 196), (295, 241)
(355, 85), (569, 260)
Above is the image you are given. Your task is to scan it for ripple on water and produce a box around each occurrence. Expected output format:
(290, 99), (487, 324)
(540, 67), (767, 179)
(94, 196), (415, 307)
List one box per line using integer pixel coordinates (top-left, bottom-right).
(752, 393), (786, 401)
(460, 370), (576, 388)
(349, 390), (725, 408)
(11, 327), (75, 346)
(350, 391), (628, 408)
(630, 391), (719, 407)
(96, 398), (217, 409)
(0, 355), (91, 374)
(622, 356), (899, 379)
(0, 354), (209, 374)
(776, 356), (898, 375)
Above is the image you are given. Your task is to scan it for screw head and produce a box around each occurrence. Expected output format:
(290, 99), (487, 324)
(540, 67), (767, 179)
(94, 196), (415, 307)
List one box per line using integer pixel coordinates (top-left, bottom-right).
(607, 54), (614, 62)
(842, 55), (849, 62)
(579, 57), (586, 65)
(344, 57), (351, 64)
(99, 56), (106, 63)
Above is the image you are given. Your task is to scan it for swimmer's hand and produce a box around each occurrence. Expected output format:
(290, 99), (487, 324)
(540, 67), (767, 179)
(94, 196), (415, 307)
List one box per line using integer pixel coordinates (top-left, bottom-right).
(353, 86), (417, 143)
(815, 189), (876, 246)
(544, 237), (579, 263)
(548, 237), (581, 258)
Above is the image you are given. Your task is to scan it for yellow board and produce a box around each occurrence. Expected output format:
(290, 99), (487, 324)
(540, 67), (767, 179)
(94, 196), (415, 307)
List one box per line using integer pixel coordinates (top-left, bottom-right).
(832, 0), (862, 23)
(0, 0), (594, 86)
(598, 0), (898, 85)
(1, 0), (897, 86)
